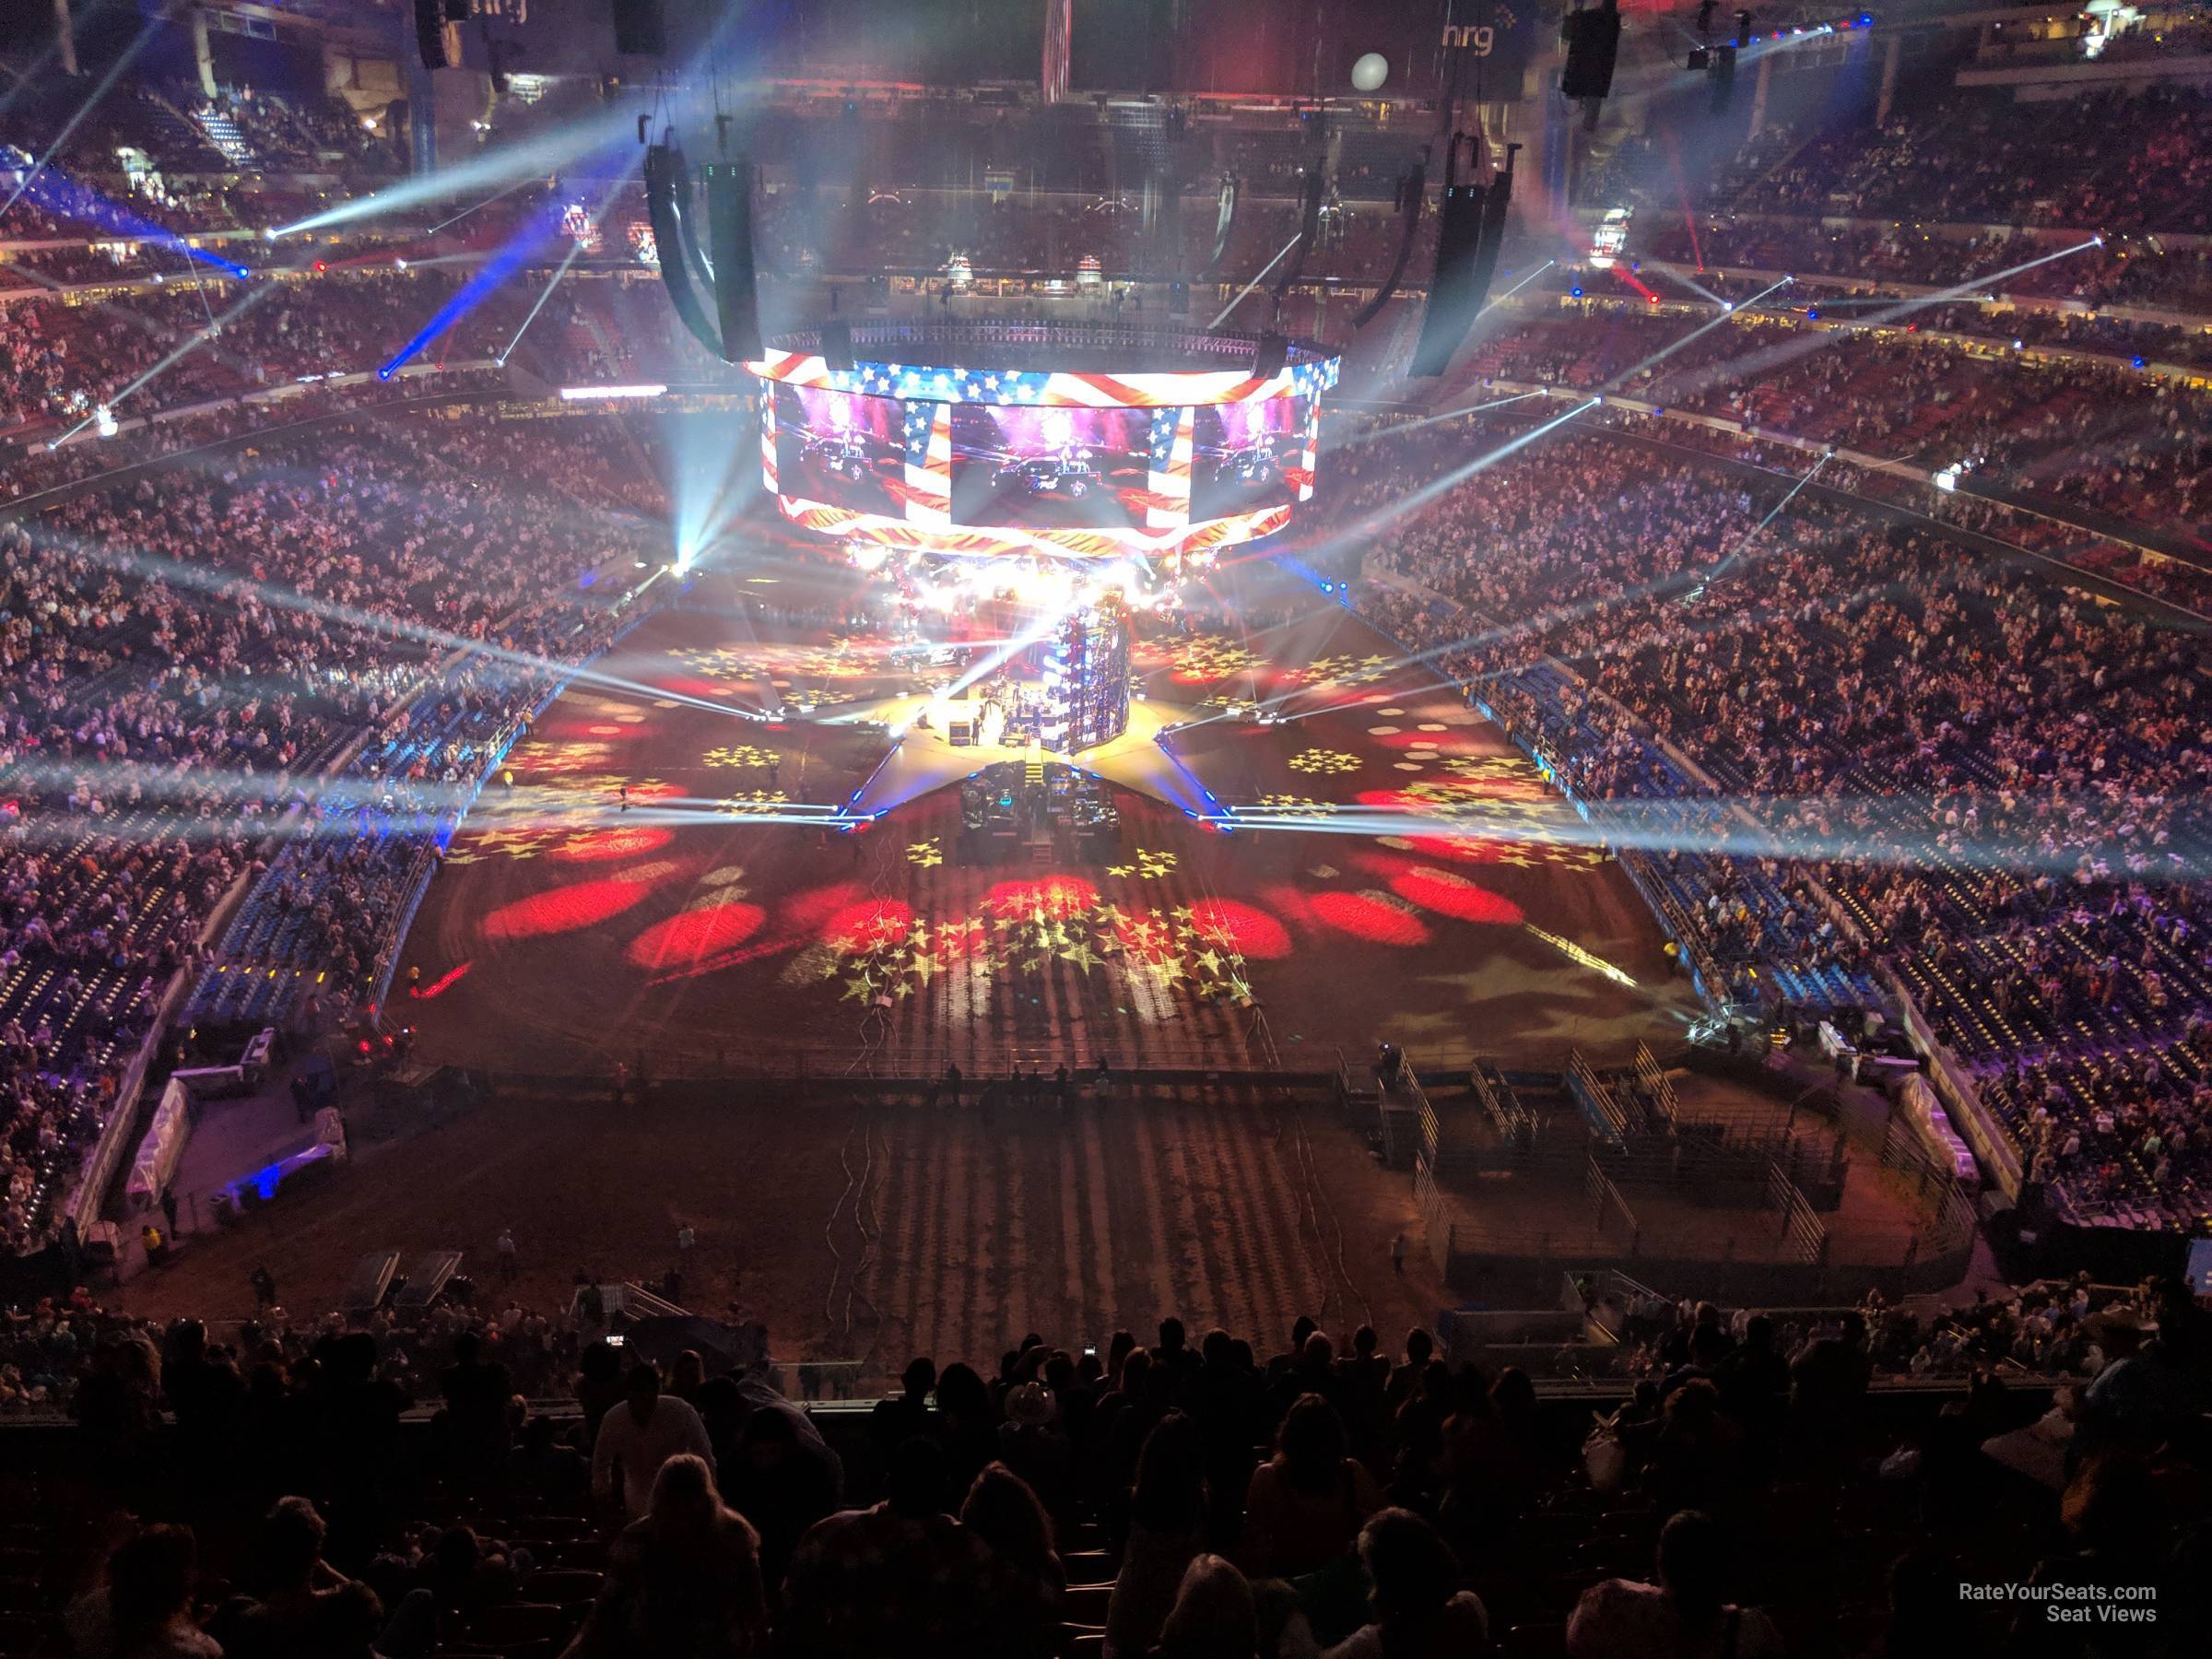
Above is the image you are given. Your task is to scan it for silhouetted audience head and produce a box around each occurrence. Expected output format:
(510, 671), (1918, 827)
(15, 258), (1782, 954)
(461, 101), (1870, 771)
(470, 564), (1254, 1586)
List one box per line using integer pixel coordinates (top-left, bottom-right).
(1275, 1393), (1348, 1493)
(960, 1460), (1058, 1583)
(1157, 1553), (1257, 1659)
(885, 1436), (947, 1520)
(107, 1525), (202, 1653)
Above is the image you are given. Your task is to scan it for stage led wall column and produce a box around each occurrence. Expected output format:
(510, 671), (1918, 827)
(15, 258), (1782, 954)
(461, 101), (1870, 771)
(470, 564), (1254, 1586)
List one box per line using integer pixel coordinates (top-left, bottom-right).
(746, 325), (1341, 560)
(1041, 601), (1132, 752)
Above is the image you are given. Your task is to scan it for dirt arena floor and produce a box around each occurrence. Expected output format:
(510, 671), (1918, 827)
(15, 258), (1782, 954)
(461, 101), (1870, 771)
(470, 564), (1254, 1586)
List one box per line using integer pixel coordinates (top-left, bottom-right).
(125, 562), (1703, 1376)
(392, 573), (1694, 1078)
(128, 1079), (1448, 1389)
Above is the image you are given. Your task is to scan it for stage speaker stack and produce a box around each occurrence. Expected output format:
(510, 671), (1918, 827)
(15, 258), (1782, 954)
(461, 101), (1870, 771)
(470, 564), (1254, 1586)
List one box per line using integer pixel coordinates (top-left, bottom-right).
(611, 0), (665, 56)
(644, 145), (760, 365)
(414, 0), (448, 69)
(821, 319), (854, 373)
(1407, 145), (1515, 378)
(1253, 332), (1288, 378)
(703, 161), (761, 364)
(645, 144), (719, 355)
(1353, 157), (1427, 329)
(1560, 0), (1624, 99)
(1708, 43), (1737, 114)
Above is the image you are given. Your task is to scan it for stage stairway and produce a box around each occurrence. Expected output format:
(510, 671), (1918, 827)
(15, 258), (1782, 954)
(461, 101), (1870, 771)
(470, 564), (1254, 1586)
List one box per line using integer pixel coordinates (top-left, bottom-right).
(1024, 754), (1052, 861)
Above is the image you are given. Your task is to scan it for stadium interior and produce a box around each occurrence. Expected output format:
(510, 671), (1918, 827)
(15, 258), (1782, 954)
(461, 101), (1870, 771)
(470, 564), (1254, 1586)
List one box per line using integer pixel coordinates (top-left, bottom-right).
(3, 0), (2212, 1654)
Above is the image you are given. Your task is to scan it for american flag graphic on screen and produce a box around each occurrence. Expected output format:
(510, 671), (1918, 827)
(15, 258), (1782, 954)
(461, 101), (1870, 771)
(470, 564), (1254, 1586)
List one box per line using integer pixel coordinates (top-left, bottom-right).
(1147, 408), (1192, 528)
(904, 402), (951, 524)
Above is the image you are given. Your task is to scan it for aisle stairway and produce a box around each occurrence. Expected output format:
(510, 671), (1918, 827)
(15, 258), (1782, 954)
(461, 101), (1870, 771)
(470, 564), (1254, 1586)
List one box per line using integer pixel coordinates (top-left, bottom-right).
(193, 105), (255, 168)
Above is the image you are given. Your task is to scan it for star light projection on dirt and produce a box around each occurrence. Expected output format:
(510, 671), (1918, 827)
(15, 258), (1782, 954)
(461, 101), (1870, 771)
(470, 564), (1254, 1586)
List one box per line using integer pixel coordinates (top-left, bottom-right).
(404, 605), (1676, 1077)
(811, 876), (1267, 1016)
(665, 640), (887, 712)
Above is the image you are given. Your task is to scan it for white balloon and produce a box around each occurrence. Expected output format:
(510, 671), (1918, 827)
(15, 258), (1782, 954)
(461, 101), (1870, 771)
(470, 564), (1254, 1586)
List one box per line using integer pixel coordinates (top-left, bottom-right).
(1351, 53), (1390, 92)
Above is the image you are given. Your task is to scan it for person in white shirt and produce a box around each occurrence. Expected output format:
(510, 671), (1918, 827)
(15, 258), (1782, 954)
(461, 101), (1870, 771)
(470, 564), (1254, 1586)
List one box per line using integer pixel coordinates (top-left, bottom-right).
(591, 1361), (716, 1521)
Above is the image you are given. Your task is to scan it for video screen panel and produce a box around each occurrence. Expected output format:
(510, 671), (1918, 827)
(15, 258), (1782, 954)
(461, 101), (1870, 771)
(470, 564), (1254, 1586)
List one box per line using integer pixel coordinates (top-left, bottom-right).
(1191, 395), (1306, 521)
(774, 383), (905, 515)
(949, 405), (1151, 531)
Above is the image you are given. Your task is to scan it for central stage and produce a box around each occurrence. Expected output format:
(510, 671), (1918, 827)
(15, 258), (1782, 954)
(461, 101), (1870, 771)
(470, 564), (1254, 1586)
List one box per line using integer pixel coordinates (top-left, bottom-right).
(394, 570), (1694, 1078)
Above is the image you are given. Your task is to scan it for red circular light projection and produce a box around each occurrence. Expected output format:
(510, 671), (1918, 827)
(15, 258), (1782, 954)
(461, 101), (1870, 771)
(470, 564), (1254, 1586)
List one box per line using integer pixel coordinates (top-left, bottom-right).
(481, 879), (651, 941)
(626, 901), (767, 970)
(987, 876), (1099, 919)
(821, 898), (913, 951)
(1309, 889), (1430, 947)
(1390, 868), (1525, 925)
(1188, 899), (1291, 959)
(782, 880), (868, 932)
(549, 826), (675, 864)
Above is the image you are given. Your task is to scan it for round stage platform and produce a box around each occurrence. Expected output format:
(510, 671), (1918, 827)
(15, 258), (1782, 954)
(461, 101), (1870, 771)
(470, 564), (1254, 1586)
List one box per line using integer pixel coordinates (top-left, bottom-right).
(748, 319), (1340, 562)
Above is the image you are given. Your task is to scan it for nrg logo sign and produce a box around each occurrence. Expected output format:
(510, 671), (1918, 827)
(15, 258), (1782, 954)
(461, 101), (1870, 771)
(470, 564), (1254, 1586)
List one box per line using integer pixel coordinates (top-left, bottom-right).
(1441, 6), (1519, 54)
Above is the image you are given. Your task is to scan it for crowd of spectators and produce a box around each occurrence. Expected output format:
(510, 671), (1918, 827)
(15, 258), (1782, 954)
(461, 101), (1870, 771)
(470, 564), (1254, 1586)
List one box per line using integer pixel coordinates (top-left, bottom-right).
(1437, 298), (2212, 546)
(1622, 219), (2212, 316)
(0, 411), (665, 1257)
(1593, 78), (2212, 238)
(1612, 1278), (2172, 1383)
(0, 1276), (2198, 1657)
(0, 269), (571, 441)
(1324, 405), (2211, 1224)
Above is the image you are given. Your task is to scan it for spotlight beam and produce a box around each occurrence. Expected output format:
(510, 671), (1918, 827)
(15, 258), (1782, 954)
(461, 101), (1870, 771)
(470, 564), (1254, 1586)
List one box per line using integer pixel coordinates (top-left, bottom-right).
(1210, 232), (1305, 329)
(0, 33), (69, 117)
(945, 595), (1082, 697)
(1475, 259), (1559, 320)
(21, 517), (759, 722)
(426, 177), (538, 234)
(497, 241), (583, 365)
(1206, 796), (2207, 877)
(1335, 389), (1550, 452)
(1263, 397), (1602, 612)
(1646, 263), (1729, 308)
(1709, 449), (1833, 578)
(52, 280), (284, 446)
(1654, 238), (2104, 406)
(381, 215), (560, 380)
(1602, 276), (1792, 394)
(272, 106), (635, 237)
(390, 152), (638, 381)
